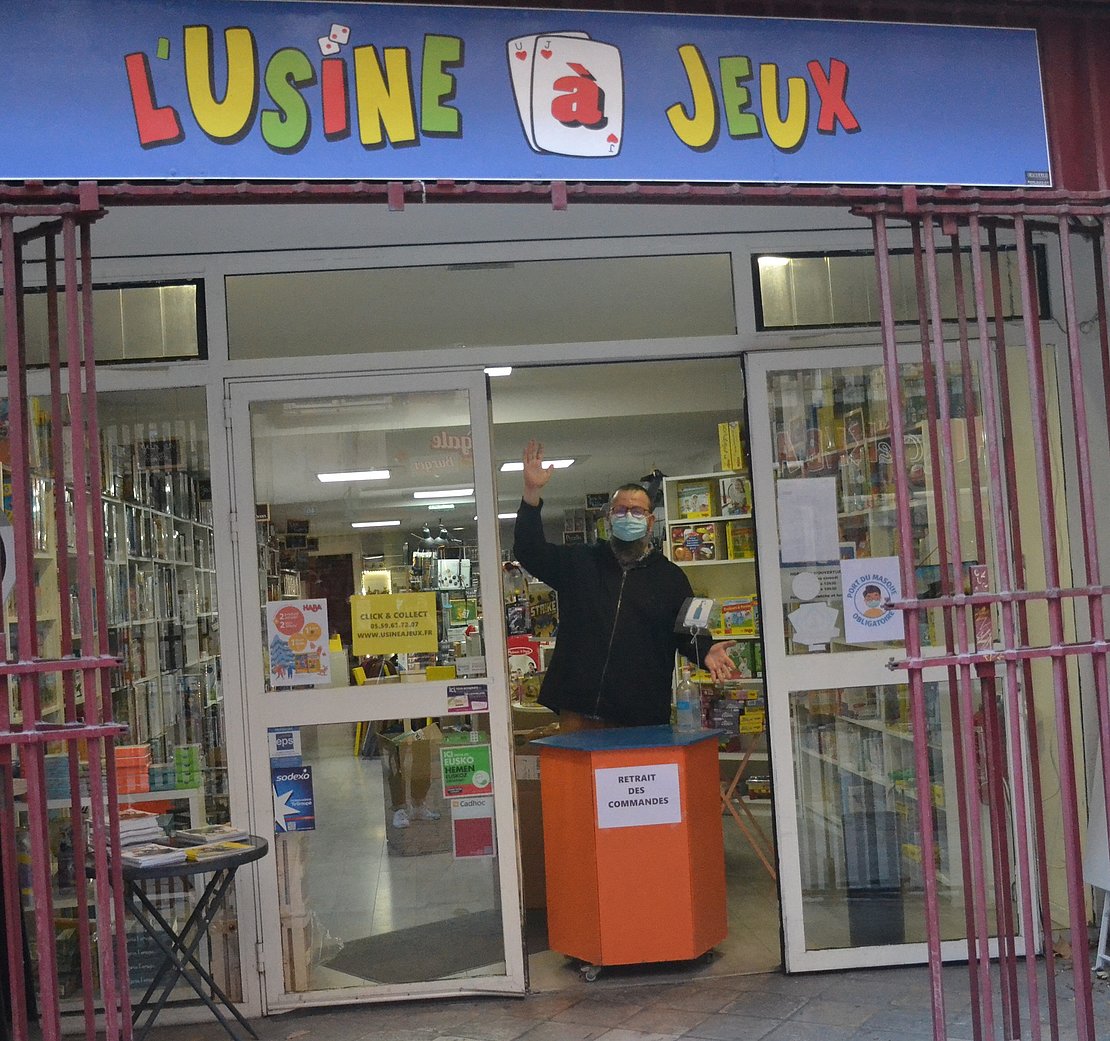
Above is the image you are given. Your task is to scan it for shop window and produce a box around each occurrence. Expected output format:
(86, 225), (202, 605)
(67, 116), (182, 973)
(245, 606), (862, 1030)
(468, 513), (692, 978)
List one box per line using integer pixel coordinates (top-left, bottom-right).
(0, 281), (204, 366)
(753, 246), (1049, 330)
(226, 253), (735, 360)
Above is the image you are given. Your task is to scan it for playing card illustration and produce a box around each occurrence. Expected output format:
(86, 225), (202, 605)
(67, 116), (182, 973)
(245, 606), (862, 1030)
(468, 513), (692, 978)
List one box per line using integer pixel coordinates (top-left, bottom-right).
(507, 33), (623, 158)
(507, 31), (588, 150)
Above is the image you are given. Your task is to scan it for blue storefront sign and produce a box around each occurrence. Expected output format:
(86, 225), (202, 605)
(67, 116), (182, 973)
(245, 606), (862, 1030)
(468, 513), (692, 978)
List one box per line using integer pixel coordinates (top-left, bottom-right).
(0, 1), (1049, 186)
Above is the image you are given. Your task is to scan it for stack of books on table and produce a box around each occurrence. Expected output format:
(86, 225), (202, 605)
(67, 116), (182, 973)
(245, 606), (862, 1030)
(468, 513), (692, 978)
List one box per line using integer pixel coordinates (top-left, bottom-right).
(116, 808), (168, 847)
(120, 842), (188, 869)
(183, 840), (254, 863)
(172, 823), (252, 864)
(173, 822), (249, 845)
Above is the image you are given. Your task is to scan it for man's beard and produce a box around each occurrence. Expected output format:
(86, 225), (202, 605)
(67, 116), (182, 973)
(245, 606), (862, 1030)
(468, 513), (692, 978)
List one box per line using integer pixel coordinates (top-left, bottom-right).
(610, 534), (653, 567)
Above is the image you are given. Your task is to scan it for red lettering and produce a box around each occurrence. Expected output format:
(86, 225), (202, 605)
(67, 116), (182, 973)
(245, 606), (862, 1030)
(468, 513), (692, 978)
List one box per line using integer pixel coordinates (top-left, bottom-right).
(807, 58), (859, 134)
(551, 63), (604, 127)
(321, 57), (350, 139)
(124, 52), (184, 147)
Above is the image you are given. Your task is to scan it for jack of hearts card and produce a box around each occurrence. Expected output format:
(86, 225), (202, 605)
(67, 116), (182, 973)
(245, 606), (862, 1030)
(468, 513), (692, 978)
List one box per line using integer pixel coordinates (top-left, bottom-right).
(528, 35), (623, 158)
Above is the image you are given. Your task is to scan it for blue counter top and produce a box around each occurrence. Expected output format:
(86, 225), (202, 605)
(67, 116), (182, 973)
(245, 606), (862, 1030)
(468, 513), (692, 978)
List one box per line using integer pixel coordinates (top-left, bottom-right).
(530, 724), (723, 752)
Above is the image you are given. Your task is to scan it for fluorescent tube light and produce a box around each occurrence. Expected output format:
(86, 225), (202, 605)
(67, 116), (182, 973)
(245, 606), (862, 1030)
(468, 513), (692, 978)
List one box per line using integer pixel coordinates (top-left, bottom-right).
(413, 488), (472, 499)
(318, 469), (390, 482)
(351, 519), (401, 528)
(498, 512), (517, 520)
(499, 459), (573, 472)
(484, 366), (513, 377)
(426, 503), (456, 510)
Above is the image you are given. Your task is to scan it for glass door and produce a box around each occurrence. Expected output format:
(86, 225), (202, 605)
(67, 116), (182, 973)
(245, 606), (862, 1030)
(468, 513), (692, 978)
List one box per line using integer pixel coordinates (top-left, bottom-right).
(747, 346), (1026, 972)
(227, 370), (524, 1007)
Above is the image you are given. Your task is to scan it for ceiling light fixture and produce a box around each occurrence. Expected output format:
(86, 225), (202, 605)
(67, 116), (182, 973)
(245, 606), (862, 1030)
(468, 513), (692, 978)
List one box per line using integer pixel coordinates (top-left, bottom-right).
(351, 519), (402, 528)
(318, 469), (390, 483)
(497, 512), (517, 520)
(413, 488), (473, 499)
(499, 459), (573, 472)
(426, 503), (456, 510)
(484, 366), (513, 377)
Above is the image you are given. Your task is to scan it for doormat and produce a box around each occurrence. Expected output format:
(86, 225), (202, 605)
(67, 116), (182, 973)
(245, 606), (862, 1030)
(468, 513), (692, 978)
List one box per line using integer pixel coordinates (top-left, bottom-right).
(323, 909), (549, 984)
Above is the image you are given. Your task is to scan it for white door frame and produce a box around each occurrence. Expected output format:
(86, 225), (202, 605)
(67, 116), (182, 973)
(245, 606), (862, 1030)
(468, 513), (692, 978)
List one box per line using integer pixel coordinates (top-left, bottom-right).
(224, 365), (526, 1010)
(746, 344), (1032, 973)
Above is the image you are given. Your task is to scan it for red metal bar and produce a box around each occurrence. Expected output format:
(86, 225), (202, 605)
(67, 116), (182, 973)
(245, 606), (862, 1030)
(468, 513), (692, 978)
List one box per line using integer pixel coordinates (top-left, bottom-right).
(78, 211), (133, 1037)
(1056, 224), (1110, 1006)
(909, 218), (985, 1039)
(968, 214), (1045, 1040)
(1014, 216), (1096, 1041)
(2, 213), (64, 1041)
(0, 206), (123, 1041)
(922, 214), (997, 1041)
(872, 213), (946, 1041)
(984, 222), (1062, 1041)
(947, 228), (1022, 1036)
(0, 214), (32, 1041)
(45, 223), (98, 1041)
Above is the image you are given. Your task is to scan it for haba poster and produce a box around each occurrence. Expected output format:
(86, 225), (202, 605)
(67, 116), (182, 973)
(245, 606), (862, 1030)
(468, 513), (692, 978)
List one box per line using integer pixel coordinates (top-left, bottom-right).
(840, 556), (905, 644)
(351, 592), (438, 656)
(266, 599), (330, 686)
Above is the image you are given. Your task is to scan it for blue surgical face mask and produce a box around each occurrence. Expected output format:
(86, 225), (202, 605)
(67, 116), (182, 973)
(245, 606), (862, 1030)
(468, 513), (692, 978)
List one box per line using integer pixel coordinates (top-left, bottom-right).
(610, 514), (649, 542)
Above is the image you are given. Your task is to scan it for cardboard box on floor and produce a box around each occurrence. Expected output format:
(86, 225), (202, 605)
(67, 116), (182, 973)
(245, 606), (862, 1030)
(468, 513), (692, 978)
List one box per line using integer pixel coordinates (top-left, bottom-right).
(512, 702), (559, 910)
(380, 722), (452, 856)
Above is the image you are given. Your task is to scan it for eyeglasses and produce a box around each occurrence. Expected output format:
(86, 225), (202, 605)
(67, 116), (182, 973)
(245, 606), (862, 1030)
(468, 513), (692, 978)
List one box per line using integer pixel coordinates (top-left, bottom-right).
(610, 505), (650, 519)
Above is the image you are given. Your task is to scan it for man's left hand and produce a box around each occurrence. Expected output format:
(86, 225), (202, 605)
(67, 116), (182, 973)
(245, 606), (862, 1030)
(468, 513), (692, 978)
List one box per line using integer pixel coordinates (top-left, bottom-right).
(704, 641), (739, 682)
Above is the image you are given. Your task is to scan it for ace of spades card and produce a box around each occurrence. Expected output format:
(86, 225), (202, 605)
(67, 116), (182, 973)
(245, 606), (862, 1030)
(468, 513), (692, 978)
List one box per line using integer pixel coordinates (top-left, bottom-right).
(508, 34), (623, 158)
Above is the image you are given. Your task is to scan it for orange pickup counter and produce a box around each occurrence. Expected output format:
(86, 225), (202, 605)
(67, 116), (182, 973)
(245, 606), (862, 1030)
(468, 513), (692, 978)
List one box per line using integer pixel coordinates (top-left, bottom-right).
(532, 725), (727, 973)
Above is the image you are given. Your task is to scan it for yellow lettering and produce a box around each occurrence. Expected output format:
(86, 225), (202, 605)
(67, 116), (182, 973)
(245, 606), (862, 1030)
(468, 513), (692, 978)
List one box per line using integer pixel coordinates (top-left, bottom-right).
(760, 63), (808, 152)
(353, 45), (417, 147)
(666, 45), (718, 151)
(184, 25), (258, 141)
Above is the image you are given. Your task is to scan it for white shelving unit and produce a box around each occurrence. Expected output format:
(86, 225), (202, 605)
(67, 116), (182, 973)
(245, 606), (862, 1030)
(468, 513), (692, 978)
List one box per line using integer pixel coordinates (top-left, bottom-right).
(662, 465), (773, 875)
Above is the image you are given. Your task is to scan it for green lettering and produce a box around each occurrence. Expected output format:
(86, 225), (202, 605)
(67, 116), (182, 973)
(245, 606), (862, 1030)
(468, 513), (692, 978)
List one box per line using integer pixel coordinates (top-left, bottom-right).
(719, 56), (760, 139)
(261, 48), (315, 153)
(421, 34), (463, 136)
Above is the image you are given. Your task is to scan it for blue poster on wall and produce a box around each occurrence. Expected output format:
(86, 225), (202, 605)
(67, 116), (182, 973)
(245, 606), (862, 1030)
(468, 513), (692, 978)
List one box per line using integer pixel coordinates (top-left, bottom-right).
(0, 1), (1050, 186)
(272, 763), (316, 832)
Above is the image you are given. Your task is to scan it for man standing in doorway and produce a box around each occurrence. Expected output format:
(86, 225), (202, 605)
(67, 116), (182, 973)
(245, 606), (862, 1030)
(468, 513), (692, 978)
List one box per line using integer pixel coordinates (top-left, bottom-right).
(513, 440), (737, 730)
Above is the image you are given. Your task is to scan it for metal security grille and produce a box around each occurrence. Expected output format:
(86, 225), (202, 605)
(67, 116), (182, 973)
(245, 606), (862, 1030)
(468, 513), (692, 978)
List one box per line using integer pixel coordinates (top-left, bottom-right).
(869, 198), (1110, 1041)
(0, 201), (132, 1041)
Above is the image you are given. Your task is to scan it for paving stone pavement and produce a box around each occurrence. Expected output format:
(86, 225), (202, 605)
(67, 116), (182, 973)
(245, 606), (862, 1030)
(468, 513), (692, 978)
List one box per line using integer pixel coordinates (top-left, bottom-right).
(138, 961), (1110, 1041)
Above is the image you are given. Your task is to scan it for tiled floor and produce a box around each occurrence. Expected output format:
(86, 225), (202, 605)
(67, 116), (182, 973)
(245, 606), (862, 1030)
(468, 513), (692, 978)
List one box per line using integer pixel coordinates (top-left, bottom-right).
(144, 960), (1110, 1041)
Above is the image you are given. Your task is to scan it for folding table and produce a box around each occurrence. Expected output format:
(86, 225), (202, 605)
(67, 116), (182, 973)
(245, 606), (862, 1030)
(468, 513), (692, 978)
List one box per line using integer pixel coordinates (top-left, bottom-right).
(115, 836), (268, 1041)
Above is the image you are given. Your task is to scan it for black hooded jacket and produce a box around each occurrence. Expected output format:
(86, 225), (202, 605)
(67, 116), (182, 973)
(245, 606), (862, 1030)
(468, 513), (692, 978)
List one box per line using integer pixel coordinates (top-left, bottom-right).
(512, 498), (707, 725)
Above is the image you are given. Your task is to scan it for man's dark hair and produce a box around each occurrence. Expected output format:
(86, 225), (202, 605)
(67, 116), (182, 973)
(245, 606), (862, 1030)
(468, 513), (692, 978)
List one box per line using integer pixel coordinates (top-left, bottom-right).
(610, 483), (651, 506)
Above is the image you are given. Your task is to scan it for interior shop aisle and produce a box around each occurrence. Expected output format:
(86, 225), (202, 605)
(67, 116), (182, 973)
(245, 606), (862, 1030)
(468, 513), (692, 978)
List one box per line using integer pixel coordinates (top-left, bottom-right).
(142, 963), (1110, 1041)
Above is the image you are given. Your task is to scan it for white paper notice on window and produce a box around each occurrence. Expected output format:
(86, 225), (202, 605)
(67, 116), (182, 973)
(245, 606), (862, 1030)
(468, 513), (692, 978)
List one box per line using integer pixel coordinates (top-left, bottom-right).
(777, 477), (840, 564)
